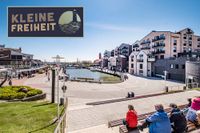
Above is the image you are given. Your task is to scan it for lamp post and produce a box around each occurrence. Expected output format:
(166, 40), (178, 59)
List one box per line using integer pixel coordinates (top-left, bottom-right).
(52, 55), (64, 120)
(56, 68), (60, 120)
(164, 70), (168, 92)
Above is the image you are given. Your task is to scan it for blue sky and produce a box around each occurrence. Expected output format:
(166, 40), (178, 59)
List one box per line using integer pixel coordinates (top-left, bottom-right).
(0, 0), (200, 62)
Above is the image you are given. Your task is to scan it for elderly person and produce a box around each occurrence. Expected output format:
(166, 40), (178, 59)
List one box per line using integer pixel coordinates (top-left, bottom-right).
(186, 96), (200, 123)
(138, 104), (171, 133)
(191, 96), (200, 111)
(169, 103), (187, 133)
(123, 105), (138, 130)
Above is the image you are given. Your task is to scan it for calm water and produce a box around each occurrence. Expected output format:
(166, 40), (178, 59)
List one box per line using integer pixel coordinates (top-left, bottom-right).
(66, 68), (114, 80)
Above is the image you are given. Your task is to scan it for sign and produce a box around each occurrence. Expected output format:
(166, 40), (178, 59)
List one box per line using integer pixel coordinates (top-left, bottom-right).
(8, 7), (83, 37)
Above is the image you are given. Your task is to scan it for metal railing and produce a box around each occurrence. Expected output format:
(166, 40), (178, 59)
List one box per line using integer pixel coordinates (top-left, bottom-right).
(187, 82), (199, 89)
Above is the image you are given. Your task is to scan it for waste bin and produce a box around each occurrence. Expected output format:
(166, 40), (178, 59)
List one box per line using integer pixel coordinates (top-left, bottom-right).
(60, 98), (64, 105)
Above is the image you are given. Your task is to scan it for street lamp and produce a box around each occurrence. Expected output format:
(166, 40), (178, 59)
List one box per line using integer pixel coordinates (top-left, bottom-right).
(164, 70), (168, 92)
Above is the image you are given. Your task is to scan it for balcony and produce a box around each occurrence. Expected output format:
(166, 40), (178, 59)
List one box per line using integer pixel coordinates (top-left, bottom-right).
(148, 57), (155, 62)
(152, 36), (165, 42)
(137, 59), (143, 62)
(152, 50), (165, 54)
(132, 44), (139, 48)
(140, 46), (151, 50)
(152, 43), (165, 48)
(141, 40), (151, 45)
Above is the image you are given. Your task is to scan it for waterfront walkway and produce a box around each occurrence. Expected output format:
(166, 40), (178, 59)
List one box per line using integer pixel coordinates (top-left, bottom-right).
(67, 90), (200, 133)
(4, 72), (188, 133)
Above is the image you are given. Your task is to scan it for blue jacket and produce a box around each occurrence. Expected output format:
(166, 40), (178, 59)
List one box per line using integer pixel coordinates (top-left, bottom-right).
(146, 110), (171, 133)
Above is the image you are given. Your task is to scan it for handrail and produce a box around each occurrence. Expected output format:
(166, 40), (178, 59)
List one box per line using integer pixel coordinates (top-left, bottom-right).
(54, 98), (68, 133)
(54, 112), (67, 133)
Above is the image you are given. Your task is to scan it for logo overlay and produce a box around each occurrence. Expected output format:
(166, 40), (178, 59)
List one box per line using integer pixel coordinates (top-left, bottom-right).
(8, 7), (83, 37)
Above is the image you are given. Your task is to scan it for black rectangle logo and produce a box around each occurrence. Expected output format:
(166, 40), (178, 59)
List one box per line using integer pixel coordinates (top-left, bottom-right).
(8, 7), (83, 37)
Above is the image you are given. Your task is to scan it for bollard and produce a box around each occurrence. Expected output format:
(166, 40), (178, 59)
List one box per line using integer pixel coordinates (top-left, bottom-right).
(165, 86), (169, 93)
(183, 86), (187, 91)
(60, 98), (64, 106)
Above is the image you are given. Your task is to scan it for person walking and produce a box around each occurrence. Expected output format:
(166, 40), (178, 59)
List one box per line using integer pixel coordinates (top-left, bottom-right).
(8, 79), (12, 86)
(47, 71), (50, 81)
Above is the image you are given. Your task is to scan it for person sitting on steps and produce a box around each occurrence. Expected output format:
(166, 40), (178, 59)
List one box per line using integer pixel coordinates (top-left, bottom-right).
(169, 103), (187, 133)
(123, 105), (138, 131)
(138, 104), (171, 133)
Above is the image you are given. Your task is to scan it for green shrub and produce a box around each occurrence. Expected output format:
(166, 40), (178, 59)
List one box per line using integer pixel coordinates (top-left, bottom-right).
(0, 92), (15, 100)
(0, 86), (43, 100)
(15, 92), (26, 99)
(27, 89), (42, 97)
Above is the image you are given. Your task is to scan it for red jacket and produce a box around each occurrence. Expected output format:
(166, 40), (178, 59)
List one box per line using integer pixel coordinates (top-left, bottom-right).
(126, 110), (138, 128)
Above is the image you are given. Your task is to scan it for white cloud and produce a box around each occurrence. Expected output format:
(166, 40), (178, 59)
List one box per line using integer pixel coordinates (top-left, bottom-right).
(85, 22), (148, 33)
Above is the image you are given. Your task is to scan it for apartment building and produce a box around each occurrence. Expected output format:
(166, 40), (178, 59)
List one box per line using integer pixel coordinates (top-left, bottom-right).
(132, 40), (140, 52)
(118, 43), (132, 58)
(129, 28), (200, 78)
(103, 50), (111, 58)
(129, 50), (155, 76)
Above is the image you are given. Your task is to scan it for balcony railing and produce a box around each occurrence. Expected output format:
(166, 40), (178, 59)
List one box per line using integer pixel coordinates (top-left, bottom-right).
(132, 44), (139, 48)
(152, 36), (165, 42)
(137, 59), (143, 62)
(148, 57), (155, 62)
(140, 46), (151, 50)
(152, 43), (165, 48)
(141, 40), (151, 45)
(152, 50), (165, 54)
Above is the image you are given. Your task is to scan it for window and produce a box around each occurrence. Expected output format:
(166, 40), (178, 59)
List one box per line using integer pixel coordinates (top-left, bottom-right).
(173, 55), (176, 57)
(160, 55), (164, 59)
(183, 43), (186, 46)
(160, 34), (165, 39)
(173, 47), (177, 52)
(175, 64), (179, 69)
(183, 36), (187, 39)
(131, 64), (134, 68)
(182, 65), (185, 69)
(173, 40), (177, 45)
(140, 64), (143, 69)
(170, 64), (174, 69)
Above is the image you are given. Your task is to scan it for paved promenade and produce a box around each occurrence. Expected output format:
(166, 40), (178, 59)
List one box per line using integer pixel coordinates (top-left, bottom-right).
(67, 90), (200, 133)
(5, 72), (190, 133)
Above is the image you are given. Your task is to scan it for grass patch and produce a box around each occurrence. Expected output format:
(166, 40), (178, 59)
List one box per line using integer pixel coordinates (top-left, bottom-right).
(193, 88), (200, 91)
(0, 101), (63, 133)
(99, 73), (121, 82)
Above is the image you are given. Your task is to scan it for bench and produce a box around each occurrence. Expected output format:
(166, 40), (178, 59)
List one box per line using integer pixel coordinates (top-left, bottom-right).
(108, 104), (187, 128)
(119, 121), (200, 133)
